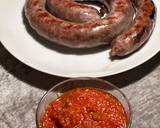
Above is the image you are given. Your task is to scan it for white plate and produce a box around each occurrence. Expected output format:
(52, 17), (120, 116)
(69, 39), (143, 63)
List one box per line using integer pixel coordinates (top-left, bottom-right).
(0, 0), (160, 78)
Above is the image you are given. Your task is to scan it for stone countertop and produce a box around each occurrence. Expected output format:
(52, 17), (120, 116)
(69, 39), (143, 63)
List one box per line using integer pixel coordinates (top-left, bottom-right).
(0, 43), (160, 128)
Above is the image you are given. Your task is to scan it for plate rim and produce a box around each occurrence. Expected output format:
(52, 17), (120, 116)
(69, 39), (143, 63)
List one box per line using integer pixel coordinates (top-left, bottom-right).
(1, 39), (160, 78)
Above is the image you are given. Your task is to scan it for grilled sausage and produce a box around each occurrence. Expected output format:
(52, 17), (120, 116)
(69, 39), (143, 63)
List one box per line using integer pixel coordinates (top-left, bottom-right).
(111, 0), (156, 57)
(25, 0), (134, 48)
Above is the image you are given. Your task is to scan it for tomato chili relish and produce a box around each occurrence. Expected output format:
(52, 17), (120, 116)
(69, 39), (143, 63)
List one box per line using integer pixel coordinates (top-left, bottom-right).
(40, 88), (128, 128)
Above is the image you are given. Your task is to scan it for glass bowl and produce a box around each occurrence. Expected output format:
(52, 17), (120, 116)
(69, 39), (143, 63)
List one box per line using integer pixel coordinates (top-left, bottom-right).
(36, 77), (132, 128)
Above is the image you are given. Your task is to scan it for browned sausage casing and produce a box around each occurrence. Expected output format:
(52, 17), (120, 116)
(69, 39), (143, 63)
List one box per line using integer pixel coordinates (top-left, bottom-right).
(111, 0), (156, 56)
(46, 0), (101, 23)
(25, 0), (134, 48)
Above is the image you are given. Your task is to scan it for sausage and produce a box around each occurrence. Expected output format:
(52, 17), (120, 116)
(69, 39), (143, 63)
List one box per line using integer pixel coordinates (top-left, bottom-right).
(46, 0), (101, 23)
(25, 0), (134, 48)
(111, 0), (156, 57)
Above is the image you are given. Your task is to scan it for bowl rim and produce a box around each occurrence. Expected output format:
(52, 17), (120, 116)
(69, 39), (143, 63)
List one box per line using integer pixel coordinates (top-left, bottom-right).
(36, 77), (132, 128)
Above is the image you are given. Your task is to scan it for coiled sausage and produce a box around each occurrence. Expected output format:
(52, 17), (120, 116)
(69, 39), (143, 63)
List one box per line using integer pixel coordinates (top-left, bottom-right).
(25, 0), (134, 48)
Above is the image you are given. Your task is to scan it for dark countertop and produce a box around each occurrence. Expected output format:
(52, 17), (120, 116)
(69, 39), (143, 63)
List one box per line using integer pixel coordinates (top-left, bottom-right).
(0, 43), (160, 128)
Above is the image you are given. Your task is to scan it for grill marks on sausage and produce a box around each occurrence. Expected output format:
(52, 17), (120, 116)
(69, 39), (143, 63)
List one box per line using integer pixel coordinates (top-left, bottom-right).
(111, 0), (155, 57)
(25, 0), (134, 48)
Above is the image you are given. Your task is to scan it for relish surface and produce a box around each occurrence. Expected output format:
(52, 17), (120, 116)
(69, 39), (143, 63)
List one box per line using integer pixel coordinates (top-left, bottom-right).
(40, 88), (128, 128)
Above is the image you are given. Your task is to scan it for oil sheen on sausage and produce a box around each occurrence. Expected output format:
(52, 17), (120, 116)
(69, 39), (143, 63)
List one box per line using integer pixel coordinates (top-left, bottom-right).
(46, 0), (101, 23)
(25, 0), (134, 48)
